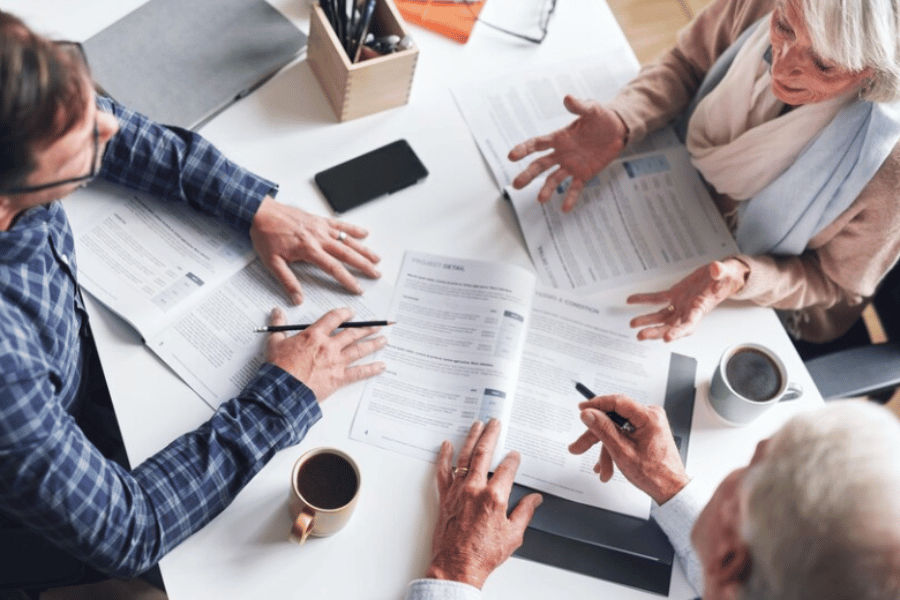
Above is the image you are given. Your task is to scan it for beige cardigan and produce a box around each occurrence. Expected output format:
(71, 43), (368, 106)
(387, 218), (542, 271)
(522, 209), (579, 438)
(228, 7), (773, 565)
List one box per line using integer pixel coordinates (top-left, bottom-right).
(606, 0), (900, 342)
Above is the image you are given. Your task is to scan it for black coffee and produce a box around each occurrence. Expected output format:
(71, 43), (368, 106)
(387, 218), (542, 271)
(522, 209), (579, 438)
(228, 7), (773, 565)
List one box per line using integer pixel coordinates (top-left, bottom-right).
(297, 452), (359, 510)
(725, 348), (783, 402)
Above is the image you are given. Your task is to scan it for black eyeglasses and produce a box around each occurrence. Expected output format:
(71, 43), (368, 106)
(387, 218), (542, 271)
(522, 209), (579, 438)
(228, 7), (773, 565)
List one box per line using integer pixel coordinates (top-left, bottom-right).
(0, 41), (100, 195)
(464, 0), (558, 45)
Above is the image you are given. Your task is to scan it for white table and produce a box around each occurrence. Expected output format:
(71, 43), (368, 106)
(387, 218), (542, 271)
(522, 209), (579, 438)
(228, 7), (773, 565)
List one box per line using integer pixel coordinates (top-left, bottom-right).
(8, 1), (824, 598)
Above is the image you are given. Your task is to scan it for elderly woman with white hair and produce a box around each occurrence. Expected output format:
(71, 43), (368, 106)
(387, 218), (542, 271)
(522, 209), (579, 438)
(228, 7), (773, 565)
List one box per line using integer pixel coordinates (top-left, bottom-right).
(509, 0), (900, 345)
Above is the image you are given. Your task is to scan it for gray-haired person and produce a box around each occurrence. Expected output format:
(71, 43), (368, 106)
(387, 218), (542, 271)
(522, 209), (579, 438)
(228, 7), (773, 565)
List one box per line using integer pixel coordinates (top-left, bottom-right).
(509, 0), (900, 347)
(408, 400), (900, 600)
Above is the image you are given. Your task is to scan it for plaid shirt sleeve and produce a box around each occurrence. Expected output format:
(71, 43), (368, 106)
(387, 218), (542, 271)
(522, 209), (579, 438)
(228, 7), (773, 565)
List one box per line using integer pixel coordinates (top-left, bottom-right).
(95, 96), (278, 234)
(0, 362), (320, 578)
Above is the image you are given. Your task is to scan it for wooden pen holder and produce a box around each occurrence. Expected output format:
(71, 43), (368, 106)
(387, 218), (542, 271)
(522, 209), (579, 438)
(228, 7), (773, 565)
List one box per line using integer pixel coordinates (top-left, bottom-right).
(308, 0), (418, 122)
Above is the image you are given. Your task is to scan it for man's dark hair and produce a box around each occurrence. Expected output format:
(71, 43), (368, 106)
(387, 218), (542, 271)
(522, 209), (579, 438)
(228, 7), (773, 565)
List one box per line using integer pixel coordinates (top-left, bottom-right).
(0, 12), (91, 192)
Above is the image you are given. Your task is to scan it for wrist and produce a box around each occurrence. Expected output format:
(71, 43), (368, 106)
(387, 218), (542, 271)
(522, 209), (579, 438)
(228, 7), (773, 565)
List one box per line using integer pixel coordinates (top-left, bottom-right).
(425, 558), (486, 589)
(610, 108), (630, 148)
(724, 257), (751, 293)
(650, 472), (690, 505)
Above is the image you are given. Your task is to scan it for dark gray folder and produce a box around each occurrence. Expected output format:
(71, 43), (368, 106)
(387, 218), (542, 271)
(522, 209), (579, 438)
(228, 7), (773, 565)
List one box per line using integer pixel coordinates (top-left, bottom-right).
(83, 0), (307, 130)
(509, 352), (697, 596)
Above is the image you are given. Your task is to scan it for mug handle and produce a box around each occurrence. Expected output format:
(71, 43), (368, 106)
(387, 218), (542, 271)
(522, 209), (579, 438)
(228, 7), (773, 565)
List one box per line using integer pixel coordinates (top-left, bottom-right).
(289, 509), (315, 545)
(781, 381), (803, 402)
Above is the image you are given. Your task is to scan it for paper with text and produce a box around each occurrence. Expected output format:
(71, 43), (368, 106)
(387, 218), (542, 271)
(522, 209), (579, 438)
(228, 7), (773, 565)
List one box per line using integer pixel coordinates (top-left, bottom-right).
(351, 252), (669, 517)
(450, 55), (678, 190)
(70, 183), (392, 407)
(508, 145), (738, 293)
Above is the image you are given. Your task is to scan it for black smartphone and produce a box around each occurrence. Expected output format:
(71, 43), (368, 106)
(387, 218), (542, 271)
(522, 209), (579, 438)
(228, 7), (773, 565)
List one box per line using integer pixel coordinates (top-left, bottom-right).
(314, 139), (429, 214)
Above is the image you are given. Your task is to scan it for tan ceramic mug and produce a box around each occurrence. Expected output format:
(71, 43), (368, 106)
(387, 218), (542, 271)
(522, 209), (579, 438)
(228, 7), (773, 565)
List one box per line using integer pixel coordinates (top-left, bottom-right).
(288, 447), (361, 545)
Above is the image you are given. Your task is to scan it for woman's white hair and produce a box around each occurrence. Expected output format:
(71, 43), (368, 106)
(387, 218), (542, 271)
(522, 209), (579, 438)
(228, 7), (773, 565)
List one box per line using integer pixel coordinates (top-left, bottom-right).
(739, 401), (900, 600)
(799, 0), (900, 102)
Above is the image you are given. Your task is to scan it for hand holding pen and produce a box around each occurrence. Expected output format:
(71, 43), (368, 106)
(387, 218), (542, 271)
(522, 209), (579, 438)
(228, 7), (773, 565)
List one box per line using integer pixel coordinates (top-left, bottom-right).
(567, 390), (689, 505)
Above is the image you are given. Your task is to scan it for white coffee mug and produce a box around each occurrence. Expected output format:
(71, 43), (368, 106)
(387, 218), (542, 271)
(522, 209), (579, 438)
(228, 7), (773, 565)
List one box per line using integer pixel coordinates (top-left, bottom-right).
(708, 343), (802, 425)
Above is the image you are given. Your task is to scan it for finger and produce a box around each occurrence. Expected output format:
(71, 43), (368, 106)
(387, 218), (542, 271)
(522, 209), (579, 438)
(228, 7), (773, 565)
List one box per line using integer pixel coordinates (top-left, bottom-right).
(560, 179), (585, 213)
(536, 178), (560, 204)
(468, 418), (502, 479)
(266, 307), (288, 342)
(562, 94), (592, 116)
(508, 134), (557, 163)
(567, 429), (600, 455)
(436, 440), (455, 496)
(513, 154), (559, 191)
(329, 219), (370, 241)
(268, 256), (305, 305)
(341, 361), (387, 385)
(340, 334), (387, 363)
(308, 306), (355, 335)
(333, 325), (382, 347)
(490, 450), (522, 491)
(542, 168), (571, 199)
(627, 291), (670, 305)
(598, 446), (615, 482)
(333, 236), (382, 275)
(311, 251), (365, 295)
(578, 395), (652, 429)
(508, 492), (543, 536)
(455, 420), (485, 472)
(636, 325), (670, 341)
(662, 321), (698, 342)
(629, 308), (673, 328)
(581, 409), (630, 458)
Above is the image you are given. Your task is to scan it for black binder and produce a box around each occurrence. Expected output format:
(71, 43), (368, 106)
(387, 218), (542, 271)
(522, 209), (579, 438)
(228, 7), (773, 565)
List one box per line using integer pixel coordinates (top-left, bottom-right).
(509, 352), (697, 596)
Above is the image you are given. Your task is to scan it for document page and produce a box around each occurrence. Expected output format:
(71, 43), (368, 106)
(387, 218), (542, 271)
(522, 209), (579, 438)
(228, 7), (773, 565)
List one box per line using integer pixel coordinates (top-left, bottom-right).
(148, 261), (393, 408)
(352, 252), (669, 516)
(350, 252), (537, 463)
(68, 181), (393, 408)
(508, 288), (666, 517)
(450, 55), (679, 190)
(509, 145), (739, 293)
(70, 182), (256, 338)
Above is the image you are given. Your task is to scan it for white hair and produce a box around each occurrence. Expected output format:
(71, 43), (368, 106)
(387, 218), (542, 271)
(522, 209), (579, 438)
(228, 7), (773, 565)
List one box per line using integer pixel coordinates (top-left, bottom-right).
(799, 0), (900, 102)
(739, 401), (900, 600)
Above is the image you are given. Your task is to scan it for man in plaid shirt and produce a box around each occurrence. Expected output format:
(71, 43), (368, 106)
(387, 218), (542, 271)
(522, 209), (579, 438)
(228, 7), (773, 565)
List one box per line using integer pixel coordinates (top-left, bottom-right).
(0, 10), (386, 585)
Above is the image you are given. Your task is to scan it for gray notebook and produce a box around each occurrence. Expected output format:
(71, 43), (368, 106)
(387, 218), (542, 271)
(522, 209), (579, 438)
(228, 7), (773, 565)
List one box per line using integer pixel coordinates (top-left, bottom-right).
(83, 0), (307, 130)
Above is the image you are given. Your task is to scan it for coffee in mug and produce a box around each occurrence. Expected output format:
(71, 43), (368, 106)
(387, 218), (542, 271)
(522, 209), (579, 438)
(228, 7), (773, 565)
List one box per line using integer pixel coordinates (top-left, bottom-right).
(708, 343), (802, 425)
(289, 448), (361, 545)
(724, 347), (784, 402)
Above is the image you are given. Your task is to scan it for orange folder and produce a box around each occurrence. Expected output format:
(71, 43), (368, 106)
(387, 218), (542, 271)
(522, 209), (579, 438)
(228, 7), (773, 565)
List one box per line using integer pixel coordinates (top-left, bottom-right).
(395, 0), (486, 44)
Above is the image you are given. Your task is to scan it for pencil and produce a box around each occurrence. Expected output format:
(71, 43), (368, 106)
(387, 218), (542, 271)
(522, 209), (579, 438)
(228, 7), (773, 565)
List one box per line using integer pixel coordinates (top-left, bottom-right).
(254, 320), (395, 333)
(574, 381), (636, 434)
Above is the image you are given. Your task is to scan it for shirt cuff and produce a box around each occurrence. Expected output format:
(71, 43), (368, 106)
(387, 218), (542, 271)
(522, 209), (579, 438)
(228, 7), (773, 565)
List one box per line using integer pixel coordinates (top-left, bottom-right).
(650, 478), (706, 596)
(402, 579), (482, 600)
(240, 362), (322, 445)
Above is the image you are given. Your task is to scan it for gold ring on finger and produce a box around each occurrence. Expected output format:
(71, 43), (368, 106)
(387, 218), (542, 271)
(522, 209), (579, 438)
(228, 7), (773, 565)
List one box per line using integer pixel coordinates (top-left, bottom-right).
(452, 466), (470, 477)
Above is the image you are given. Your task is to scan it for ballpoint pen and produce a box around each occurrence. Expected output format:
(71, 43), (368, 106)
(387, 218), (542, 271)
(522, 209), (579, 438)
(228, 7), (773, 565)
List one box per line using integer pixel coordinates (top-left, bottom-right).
(254, 320), (395, 333)
(351, 0), (377, 62)
(574, 381), (636, 434)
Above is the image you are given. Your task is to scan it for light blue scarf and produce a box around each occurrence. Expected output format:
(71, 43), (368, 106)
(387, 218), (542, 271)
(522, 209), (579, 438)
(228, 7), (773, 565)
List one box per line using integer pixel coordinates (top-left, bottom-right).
(676, 18), (900, 256)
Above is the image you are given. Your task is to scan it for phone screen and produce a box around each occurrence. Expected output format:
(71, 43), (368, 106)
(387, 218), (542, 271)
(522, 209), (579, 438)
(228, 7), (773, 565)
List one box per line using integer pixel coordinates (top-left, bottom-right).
(314, 140), (428, 214)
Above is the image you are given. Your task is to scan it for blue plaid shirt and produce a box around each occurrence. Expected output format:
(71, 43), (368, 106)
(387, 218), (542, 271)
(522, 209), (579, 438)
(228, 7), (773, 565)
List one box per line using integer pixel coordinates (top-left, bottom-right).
(0, 97), (321, 578)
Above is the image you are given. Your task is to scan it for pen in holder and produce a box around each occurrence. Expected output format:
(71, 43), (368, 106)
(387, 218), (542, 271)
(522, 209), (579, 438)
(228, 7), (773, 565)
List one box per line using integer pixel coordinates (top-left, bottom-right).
(308, 0), (419, 122)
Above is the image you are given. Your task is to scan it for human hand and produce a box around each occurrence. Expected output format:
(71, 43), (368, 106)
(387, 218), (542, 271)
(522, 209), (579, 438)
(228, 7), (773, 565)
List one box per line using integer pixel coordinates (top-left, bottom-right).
(568, 394), (688, 505)
(426, 419), (543, 589)
(250, 196), (382, 305)
(264, 306), (386, 401)
(507, 95), (627, 212)
(626, 259), (750, 342)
